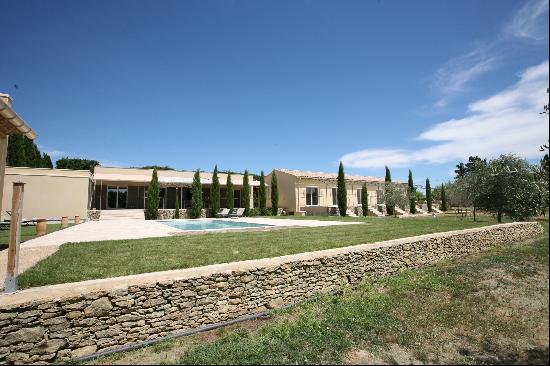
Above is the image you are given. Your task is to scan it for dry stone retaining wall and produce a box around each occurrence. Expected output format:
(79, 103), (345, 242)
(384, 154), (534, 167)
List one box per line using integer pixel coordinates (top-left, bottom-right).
(0, 222), (543, 364)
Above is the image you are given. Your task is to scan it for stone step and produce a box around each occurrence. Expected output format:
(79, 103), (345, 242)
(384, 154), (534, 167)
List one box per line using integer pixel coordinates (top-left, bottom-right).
(99, 210), (145, 220)
(367, 208), (385, 217)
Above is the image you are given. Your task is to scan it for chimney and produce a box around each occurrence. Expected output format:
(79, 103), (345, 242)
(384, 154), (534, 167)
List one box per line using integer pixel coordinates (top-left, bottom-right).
(0, 93), (13, 107)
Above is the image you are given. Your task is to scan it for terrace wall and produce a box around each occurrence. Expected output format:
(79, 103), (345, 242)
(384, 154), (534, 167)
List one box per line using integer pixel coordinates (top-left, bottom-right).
(0, 222), (543, 364)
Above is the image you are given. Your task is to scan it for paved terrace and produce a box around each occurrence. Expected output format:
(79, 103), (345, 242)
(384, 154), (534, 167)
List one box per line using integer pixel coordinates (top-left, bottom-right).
(0, 218), (359, 287)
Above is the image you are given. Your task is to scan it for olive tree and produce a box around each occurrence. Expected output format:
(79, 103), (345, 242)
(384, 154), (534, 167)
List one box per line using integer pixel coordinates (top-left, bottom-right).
(383, 182), (407, 217)
(476, 154), (542, 222)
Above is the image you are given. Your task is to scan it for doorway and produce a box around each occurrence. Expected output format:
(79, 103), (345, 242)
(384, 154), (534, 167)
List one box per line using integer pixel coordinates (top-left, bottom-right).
(107, 186), (128, 209)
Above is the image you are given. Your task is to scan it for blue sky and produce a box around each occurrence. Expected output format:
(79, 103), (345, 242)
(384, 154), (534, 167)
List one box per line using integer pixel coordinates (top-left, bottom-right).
(1, 0), (548, 186)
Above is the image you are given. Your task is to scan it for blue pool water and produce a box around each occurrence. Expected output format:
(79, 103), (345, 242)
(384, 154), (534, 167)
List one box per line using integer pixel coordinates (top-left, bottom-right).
(160, 219), (272, 231)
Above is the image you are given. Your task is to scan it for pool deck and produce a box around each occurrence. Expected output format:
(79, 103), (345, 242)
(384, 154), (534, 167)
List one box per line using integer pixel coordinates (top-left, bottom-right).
(0, 218), (360, 287)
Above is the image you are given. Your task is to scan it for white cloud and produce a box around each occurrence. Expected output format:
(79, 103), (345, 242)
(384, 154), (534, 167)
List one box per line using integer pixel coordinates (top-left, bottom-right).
(431, 0), (548, 107)
(341, 61), (549, 169)
(37, 146), (67, 158)
(504, 0), (549, 41)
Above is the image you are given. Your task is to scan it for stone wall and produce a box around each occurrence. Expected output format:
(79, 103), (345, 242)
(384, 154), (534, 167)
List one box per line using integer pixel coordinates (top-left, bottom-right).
(156, 209), (209, 220)
(0, 222), (543, 364)
(86, 210), (101, 221)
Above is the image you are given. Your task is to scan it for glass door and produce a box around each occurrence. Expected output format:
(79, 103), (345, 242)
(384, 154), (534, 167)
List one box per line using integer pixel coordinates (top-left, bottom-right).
(117, 187), (128, 209)
(107, 186), (128, 209)
(107, 186), (118, 209)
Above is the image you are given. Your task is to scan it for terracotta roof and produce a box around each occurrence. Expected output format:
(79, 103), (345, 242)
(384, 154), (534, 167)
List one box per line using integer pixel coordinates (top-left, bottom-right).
(276, 169), (387, 183)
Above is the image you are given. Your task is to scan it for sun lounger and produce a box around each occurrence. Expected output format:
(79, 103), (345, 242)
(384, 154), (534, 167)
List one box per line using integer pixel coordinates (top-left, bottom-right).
(229, 208), (245, 218)
(216, 208), (230, 218)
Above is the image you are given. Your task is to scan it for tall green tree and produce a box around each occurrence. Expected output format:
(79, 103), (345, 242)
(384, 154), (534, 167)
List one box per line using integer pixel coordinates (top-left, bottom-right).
(190, 169), (203, 218)
(361, 183), (368, 217)
(41, 153), (53, 168)
(226, 173), (234, 210)
(440, 184), (448, 211)
(271, 170), (279, 216)
(426, 178), (432, 213)
(337, 162), (347, 216)
(56, 158), (100, 172)
(384, 166), (394, 215)
(259, 171), (267, 215)
(7, 134), (26, 167)
(408, 170), (416, 214)
(7, 134), (46, 168)
(243, 170), (251, 216)
(145, 169), (160, 220)
(211, 165), (221, 214)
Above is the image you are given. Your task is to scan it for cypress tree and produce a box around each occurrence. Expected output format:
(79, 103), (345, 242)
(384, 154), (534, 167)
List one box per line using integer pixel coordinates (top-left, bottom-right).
(7, 134), (27, 167)
(243, 170), (251, 216)
(259, 171), (267, 215)
(211, 165), (220, 214)
(174, 192), (180, 219)
(426, 178), (432, 212)
(384, 166), (393, 215)
(191, 169), (203, 218)
(408, 170), (416, 214)
(441, 184), (448, 211)
(361, 183), (368, 217)
(42, 153), (53, 168)
(337, 162), (347, 216)
(226, 173), (234, 210)
(271, 170), (279, 216)
(146, 169), (160, 220)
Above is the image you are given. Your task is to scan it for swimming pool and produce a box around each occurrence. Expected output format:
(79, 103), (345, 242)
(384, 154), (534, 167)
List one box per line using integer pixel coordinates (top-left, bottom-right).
(159, 219), (273, 231)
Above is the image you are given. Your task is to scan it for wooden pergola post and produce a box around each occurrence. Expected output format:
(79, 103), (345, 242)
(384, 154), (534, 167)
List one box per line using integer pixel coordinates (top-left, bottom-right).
(0, 134), (8, 218)
(3, 182), (25, 293)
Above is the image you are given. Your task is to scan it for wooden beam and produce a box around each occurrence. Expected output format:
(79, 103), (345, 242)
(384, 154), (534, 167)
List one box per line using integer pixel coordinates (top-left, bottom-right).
(3, 182), (25, 293)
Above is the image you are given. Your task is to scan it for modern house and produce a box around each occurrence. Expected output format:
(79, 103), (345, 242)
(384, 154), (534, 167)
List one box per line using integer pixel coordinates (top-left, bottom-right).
(91, 167), (258, 213)
(1, 165), (407, 220)
(266, 169), (406, 216)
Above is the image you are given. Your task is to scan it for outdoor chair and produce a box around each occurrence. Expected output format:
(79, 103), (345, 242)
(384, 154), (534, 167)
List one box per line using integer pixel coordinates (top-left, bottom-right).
(216, 208), (230, 218)
(229, 208), (245, 218)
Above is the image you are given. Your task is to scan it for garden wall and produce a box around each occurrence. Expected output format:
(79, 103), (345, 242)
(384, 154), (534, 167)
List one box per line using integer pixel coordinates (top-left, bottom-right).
(0, 222), (543, 364)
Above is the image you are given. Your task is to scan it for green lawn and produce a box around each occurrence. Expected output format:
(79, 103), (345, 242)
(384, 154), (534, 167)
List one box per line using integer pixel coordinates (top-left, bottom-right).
(90, 220), (549, 365)
(20, 216), (502, 288)
(0, 223), (65, 250)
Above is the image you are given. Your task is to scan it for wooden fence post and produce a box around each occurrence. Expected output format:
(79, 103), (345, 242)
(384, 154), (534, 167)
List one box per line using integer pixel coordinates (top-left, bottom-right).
(3, 182), (25, 293)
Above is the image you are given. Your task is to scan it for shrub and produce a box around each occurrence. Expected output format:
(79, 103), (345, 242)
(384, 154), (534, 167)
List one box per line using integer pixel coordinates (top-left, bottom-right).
(243, 170), (251, 216)
(145, 169), (160, 220)
(426, 178), (432, 212)
(337, 162), (347, 216)
(211, 165), (220, 215)
(271, 170), (279, 216)
(226, 173), (234, 210)
(408, 170), (416, 214)
(190, 169), (203, 219)
(259, 171), (268, 215)
(361, 183), (368, 216)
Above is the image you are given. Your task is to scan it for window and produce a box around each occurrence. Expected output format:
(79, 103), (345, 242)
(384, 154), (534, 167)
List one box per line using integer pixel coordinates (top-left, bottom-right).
(234, 189), (241, 208)
(306, 187), (319, 206)
(357, 189), (362, 204)
(331, 188), (337, 205)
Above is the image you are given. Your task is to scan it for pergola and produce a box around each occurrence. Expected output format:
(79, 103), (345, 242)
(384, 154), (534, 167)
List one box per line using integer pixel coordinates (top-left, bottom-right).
(0, 94), (37, 213)
(0, 93), (37, 293)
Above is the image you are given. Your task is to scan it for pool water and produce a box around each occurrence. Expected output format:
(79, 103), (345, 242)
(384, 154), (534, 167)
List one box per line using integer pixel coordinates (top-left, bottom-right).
(160, 219), (272, 231)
